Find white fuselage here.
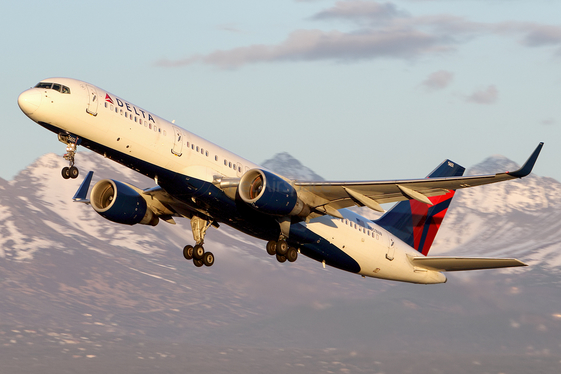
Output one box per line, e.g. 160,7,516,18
18,78,446,284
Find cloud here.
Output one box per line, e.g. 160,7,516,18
466,85,499,105
421,70,454,91
156,28,454,69
495,22,561,49
540,118,556,126
311,1,406,23
155,2,561,69
217,24,243,33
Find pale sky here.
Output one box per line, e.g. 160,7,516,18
2,0,560,182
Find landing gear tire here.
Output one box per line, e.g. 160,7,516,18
286,247,298,263
276,254,287,263
203,252,214,267
193,244,205,260
61,167,70,179
193,258,204,267
69,166,79,179
266,241,277,256
276,240,289,256
183,245,194,260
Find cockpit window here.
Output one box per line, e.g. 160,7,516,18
34,82,71,94
35,82,52,89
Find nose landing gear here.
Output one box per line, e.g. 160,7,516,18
58,134,80,179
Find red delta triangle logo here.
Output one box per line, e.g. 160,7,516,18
105,94,114,104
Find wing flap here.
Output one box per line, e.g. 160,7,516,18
409,256,527,272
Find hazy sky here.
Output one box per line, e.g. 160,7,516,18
3,0,560,182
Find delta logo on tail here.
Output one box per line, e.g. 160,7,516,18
376,159,464,256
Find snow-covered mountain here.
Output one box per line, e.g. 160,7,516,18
431,155,561,271
1,150,561,371
262,152,324,181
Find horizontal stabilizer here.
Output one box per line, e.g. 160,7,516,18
409,256,527,272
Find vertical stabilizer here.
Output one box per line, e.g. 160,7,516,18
375,160,465,255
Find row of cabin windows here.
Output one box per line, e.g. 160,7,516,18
186,142,209,157
342,218,380,239
103,101,245,173
185,140,242,172
105,102,167,136
224,159,242,172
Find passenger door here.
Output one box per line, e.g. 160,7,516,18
86,85,99,116
171,126,183,156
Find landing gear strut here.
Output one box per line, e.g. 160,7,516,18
58,134,80,179
182,216,215,267
266,239,298,264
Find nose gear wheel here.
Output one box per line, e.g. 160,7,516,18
58,134,80,179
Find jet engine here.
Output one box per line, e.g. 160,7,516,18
90,179,159,226
238,169,309,217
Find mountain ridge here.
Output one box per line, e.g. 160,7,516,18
1,150,560,372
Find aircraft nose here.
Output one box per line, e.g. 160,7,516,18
18,89,42,115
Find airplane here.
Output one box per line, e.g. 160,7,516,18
17,78,544,284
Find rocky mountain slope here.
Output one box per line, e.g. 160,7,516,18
1,151,560,373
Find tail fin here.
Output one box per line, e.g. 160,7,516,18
375,160,465,256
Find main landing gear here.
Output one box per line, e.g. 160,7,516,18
266,239,298,264
182,216,215,267
59,134,79,179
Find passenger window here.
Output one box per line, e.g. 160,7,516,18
229,162,232,168
224,160,227,166
196,146,199,152
215,156,218,161
187,142,190,148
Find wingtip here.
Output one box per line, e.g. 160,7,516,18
507,142,544,178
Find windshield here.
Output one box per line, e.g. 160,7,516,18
35,82,71,94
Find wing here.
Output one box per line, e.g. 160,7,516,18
294,143,543,216
409,256,527,272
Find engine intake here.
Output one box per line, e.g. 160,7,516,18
238,169,309,217
90,179,158,226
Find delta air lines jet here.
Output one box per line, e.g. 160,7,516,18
18,78,543,284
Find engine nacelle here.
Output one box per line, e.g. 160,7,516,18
90,179,159,226
238,169,309,217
